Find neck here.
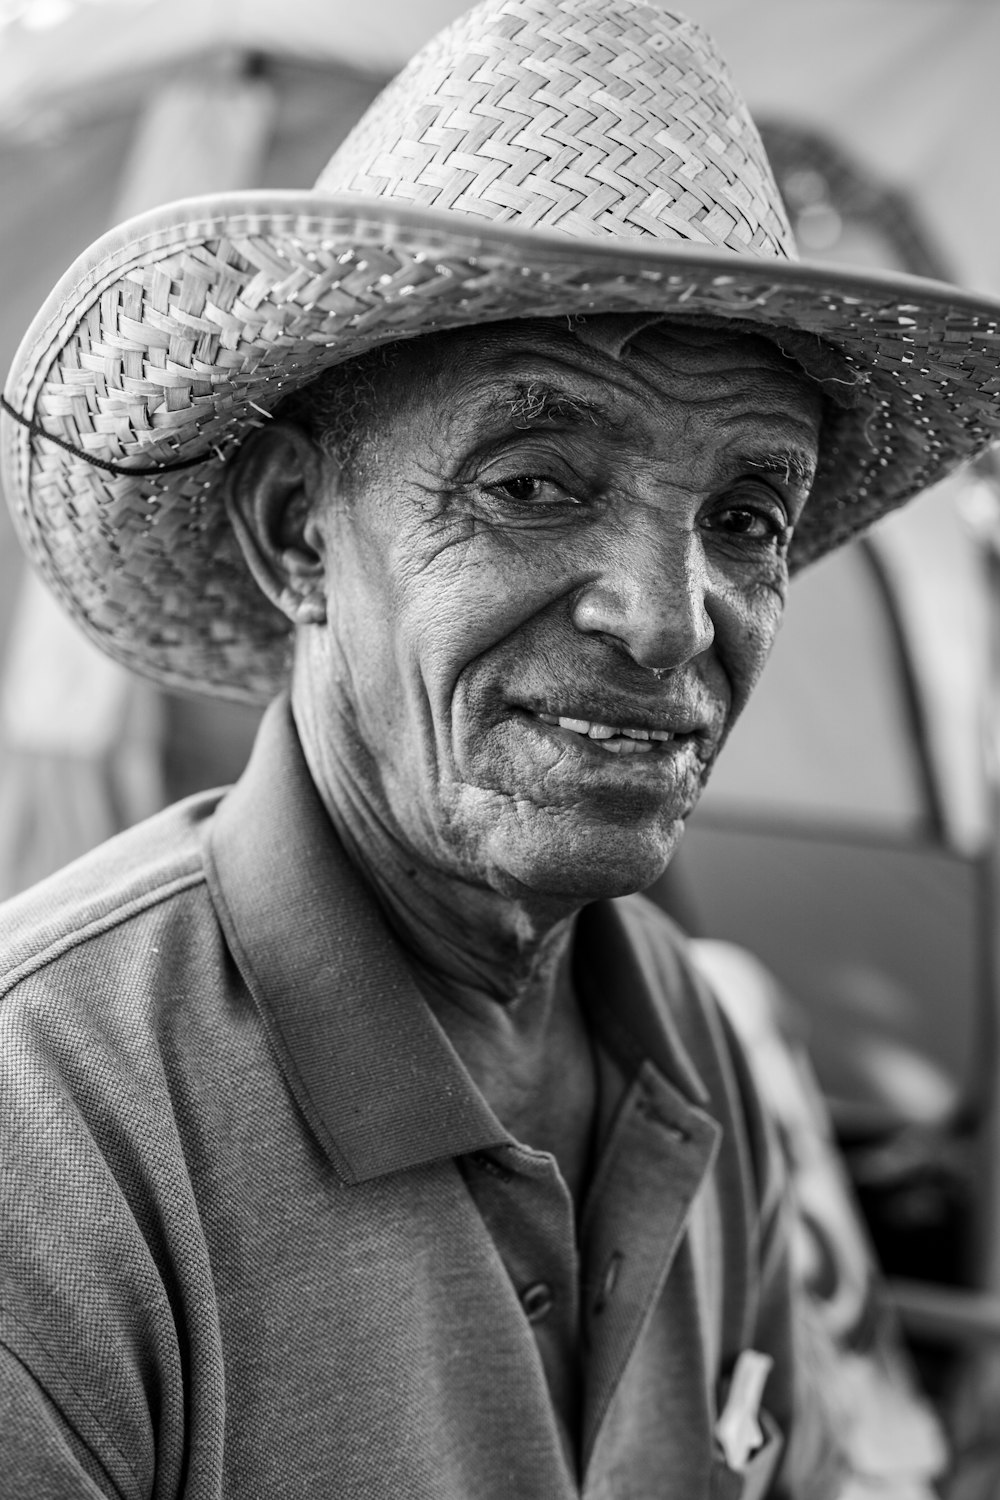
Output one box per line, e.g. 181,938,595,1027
329,780,577,1030
292,698,578,1021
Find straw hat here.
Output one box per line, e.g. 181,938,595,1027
4,0,1000,704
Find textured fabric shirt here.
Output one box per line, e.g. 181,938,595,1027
0,699,802,1499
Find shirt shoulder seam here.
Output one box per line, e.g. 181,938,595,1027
0,866,207,1003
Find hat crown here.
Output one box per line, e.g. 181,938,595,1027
317,0,796,260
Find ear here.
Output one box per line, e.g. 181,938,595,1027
223,423,332,626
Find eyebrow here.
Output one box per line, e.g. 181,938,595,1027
496,381,614,431
744,449,817,491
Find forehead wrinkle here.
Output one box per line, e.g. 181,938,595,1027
413,327,720,441
707,398,821,473
619,371,824,421
620,336,826,429
395,327,821,468
625,323,818,383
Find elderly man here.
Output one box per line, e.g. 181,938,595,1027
0,1,998,1496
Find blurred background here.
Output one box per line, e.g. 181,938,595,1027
2,0,1000,1484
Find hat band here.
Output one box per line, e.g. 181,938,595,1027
0,394,211,479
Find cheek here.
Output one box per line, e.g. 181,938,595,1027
401,535,582,695
719,576,787,713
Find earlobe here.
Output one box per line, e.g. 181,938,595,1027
224,424,331,626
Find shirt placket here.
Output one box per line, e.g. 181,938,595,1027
580,1060,722,1494
461,1144,583,1480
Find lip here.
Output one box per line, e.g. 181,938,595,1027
517,702,708,740
515,705,712,760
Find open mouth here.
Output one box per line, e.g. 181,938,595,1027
534,711,689,756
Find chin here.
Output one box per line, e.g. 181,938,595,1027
488,816,688,906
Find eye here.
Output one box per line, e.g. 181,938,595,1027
717,507,784,539
706,489,790,549
484,474,579,507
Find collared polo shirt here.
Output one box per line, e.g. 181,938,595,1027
0,699,805,1499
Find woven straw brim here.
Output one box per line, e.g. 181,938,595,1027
4,192,1000,704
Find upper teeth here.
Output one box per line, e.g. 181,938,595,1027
538,712,674,742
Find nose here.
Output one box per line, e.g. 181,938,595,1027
570,513,715,673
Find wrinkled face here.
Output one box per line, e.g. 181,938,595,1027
297,320,823,903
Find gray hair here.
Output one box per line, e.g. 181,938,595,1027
270,342,402,475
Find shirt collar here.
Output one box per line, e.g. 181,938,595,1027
206,696,710,1183
574,901,711,1109
206,696,505,1184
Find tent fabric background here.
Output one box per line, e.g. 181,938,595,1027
687,0,1000,299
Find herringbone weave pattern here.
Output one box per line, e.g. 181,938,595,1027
320,0,792,257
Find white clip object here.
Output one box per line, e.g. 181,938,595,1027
715,1350,773,1472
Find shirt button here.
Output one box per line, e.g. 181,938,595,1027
520,1281,555,1323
